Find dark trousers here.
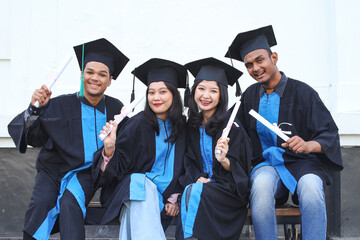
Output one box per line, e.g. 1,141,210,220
23,169,93,240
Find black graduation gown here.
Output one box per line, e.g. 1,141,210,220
238,77,343,196
176,113,252,240
88,111,186,229
7,93,124,237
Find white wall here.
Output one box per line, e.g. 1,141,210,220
1,0,359,146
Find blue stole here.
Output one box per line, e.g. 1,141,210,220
181,183,203,238
199,126,214,180
251,92,297,194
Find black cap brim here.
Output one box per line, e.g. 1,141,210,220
73,38,129,80
185,57,243,87
225,25,277,62
132,58,187,88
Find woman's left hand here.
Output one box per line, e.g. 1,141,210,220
165,203,179,217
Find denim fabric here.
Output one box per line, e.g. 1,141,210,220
250,166,326,240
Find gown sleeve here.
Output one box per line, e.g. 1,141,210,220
8,104,49,153
179,145,208,188
301,89,343,170
224,118,252,206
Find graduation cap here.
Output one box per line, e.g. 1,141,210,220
225,25,277,62
185,57,243,96
130,58,189,104
73,38,129,96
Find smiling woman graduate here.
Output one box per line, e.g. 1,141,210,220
89,58,188,239
175,57,252,240
7,38,129,240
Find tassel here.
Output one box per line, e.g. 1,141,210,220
131,74,135,103
131,70,135,111
130,90,135,103
79,74,84,97
235,80,242,97
79,43,85,97
228,48,242,97
184,74,190,107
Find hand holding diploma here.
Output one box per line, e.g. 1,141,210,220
215,137,231,171
31,85,52,108
248,109,322,154
99,95,145,141
281,136,323,154
215,99,241,156
100,120,118,157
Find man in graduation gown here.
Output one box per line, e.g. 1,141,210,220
7,38,129,240
225,25,343,240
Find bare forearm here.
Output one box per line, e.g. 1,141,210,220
306,140,323,153
104,146,115,157
220,157,231,171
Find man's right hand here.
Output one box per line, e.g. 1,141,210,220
31,85,52,108
281,136,323,154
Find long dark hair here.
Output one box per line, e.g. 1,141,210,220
187,80,228,136
144,82,185,143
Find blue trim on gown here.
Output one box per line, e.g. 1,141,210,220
199,126,214,180
181,183,204,239
251,92,297,194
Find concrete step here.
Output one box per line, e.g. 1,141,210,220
0,225,289,240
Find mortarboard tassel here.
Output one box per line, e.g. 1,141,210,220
228,47,242,97
131,70,135,102
130,70,135,111
79,43,85,97
235,80,242,97
184,74,190,107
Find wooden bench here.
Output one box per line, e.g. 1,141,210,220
87,202,301,239
245,203,301,240
86,171,344,240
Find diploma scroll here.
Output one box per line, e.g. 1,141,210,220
248,109,290,142
99,95,145,140
34,54,73,108
215,99,241,156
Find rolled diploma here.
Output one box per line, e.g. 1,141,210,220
99,95,145,140
248,109,289,142
215,100,241,156
34,54,73,107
